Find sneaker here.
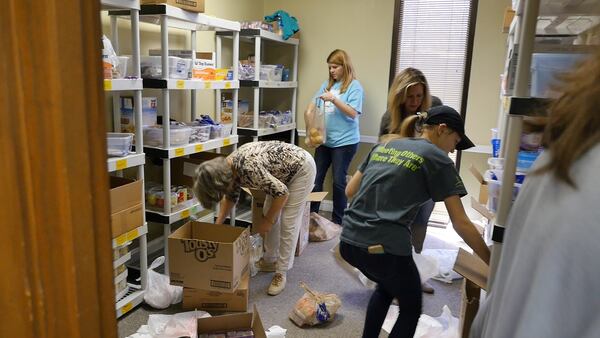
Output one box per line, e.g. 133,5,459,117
268,273,286,296
422,281,435,294
256,259,276,272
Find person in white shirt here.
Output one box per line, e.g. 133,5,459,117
471,49,600,338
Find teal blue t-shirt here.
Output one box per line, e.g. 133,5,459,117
341,138,467,256
313,79,363,147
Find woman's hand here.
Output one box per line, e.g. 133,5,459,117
320,89,337,103
255,216,276,234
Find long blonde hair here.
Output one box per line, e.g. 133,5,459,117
380,113,429,144
387,68,432,134
534,48,600,187
326,49,356,94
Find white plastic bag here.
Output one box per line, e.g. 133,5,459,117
383,305,458,338
144,256,183,309
249,233,264,277
309,212,342,242
289,282,342,327
127,310,211,338
413,250,439,284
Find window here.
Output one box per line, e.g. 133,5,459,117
391,0,478,114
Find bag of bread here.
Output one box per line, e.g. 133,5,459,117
303,98,326,148
289,282,341,327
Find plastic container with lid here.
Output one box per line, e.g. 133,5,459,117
531,53,587,98
143,126,191,147
140,56,192,79
188,124,211,143
107,133,134,157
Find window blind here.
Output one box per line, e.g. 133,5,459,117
395,0,473,112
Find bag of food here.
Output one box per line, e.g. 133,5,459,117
289,282,341,327
304,98,326,148
309,212,342,242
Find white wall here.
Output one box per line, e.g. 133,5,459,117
460,0,511,197
264,0,395,138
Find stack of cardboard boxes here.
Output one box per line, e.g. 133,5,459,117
168,221,251,312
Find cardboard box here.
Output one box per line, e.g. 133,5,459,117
502,7,515,33
453,248,489,338
168,221,250,292
197,305,266,338
183,273,249,312
109,177,143,238
141,0,204,13
469,165,488,205
248,189,327,256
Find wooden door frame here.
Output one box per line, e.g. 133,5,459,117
1,1,117,337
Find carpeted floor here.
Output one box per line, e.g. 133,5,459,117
117,222,468,338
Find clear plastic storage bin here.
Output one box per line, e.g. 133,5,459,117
210,124,232,139
531,53,587,98
143,126,192,147
188,125,211,143
259,65,283,81
107,133,134,157
140,56,192,79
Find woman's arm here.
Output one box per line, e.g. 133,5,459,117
345,170,363,199
255,194,289,234
215,196,236,224
320,89,358,119
444,195,491,264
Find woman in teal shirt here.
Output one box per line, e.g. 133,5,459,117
308,49,364,225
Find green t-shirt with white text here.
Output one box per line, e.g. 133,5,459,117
341,138,467,256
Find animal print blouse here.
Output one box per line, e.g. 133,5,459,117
226,141,306,202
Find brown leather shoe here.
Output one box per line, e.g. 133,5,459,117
422,281,435,294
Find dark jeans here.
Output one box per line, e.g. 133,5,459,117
310,143,358,224
411,199,435,253
340,241,422,338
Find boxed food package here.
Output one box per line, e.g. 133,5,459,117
194,53,216,80
453,248,489,338
197,305,266,338
168,221,250,292
120,96,158,133
183,273,249,312
140,0,204,13
247,189,327,256
109,177,144,238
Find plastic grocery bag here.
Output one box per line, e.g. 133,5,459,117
144,256,183,309
309,212,342,242
126,310,211,338
289,282,341,327
413,250,439,284
249,233,264,277
304,98,326,148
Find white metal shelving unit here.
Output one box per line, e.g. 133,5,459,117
100,0,148,319
217,29,299,141
488,0,600,289
110,4,241,275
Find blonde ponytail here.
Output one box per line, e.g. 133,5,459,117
400,113,427,138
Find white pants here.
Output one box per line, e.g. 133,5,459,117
263,150,316,273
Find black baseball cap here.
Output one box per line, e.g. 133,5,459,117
425,105,475,151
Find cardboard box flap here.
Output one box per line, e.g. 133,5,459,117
470,196,495,221
196,305,266,337
453,248,489,290
307,191,328,202
469,165,486,185
197,312,253,333
189,222,248,243
252,305,267,338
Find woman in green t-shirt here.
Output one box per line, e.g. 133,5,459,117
341,105,490,338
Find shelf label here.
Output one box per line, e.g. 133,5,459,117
176,80,185,89
116,159,128,170
204,82,212,89
121,302,133,315
115,234,127,247
104,80,112,91
195,144,203,152
223,138,231,146
181,209,190,219
174,148,185,157
126,228,139,241
225,82,232,89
